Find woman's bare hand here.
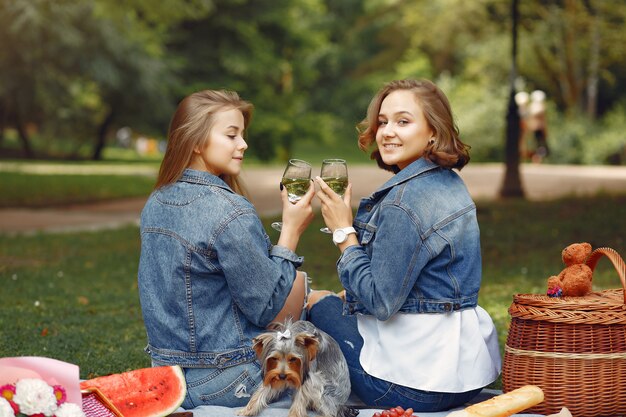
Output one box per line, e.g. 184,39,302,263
277,181,315,250
314,176,353,232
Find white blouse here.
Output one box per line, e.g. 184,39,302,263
357,306,501,393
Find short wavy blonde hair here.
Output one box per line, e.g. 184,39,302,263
358,79,470,173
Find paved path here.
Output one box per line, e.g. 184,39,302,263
1,163,625,234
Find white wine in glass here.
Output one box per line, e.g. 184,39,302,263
319,158,348,234
282,177,311,204
271,159,312,231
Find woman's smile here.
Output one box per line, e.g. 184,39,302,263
382,143,402,149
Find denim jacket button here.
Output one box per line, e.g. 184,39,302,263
443,303,452,311
453,303,461,310
365,204,373,212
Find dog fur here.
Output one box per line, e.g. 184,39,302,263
237,319,357,417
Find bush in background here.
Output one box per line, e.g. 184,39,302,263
548,103,626,165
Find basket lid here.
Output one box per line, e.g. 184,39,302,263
509,247,626,325
512,289,625,310
509,290,626,324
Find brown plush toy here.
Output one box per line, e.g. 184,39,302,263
546,242,593,297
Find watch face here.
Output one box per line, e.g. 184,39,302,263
333,229,346,243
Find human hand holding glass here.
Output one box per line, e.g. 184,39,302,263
319,159,348,233
271,159,312,231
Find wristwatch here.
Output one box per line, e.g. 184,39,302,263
332,227,357,246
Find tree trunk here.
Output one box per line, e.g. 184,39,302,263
500,89,525,198
14,106,34,159
500,0,525,199
0,101,5,147
533,46,563,107
92,108,115,160
564,0,585,113
584,0,600,119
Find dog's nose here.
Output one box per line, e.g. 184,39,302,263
278,374,287,380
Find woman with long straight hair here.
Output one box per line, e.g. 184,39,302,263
138,89,314,408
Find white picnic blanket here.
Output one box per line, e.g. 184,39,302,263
178,389,545,417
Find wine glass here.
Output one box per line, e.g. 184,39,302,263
319,159,348,233
271,159,312,231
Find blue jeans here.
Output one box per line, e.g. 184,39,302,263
158,360,263,409
308,294,481,412
171,273,312,409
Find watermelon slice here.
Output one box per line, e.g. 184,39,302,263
80,366,186,417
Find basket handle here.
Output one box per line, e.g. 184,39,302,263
586,247,626,304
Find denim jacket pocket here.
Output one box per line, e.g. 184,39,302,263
355,221,377,246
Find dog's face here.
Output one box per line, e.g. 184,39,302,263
252,326,319,390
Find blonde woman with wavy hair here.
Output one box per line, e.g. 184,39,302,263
138,89,314,408
310,79,501,412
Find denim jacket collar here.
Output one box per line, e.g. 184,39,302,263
179,168,233,193
370,158,440,201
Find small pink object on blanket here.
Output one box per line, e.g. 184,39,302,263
0,356,82,407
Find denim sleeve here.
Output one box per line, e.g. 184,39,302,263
214,211,300,327
337,204,425,321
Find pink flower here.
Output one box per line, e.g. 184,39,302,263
52,386,66,406
0,379,83,417
0,385,15,401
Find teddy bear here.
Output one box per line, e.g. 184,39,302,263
546,242,593,297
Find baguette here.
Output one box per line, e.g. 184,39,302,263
447,385,544,417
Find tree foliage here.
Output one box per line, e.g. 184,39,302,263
167,0,377,161
518,0,626,117
0,0,209,159
0,0,625,164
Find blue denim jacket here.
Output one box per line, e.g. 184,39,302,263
340,158,481,320
138,169,302,368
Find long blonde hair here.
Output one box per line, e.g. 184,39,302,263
358,79,470,173
155,90,253,195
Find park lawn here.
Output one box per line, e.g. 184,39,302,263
0,172,157,208
0,140,371,209
0,194,624,381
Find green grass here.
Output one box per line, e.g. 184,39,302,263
0,227,148,379
0,195,624,383
0,147,368,209
0,172,156,208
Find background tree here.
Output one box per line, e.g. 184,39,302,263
500,0,525,198
518,1,626,116
306,0,410,157
1,0,625,165
0,0,211,159
167,0,332,161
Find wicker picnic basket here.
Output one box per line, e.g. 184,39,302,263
502,247,626,417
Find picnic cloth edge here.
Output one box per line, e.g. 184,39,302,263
176,389,545,417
